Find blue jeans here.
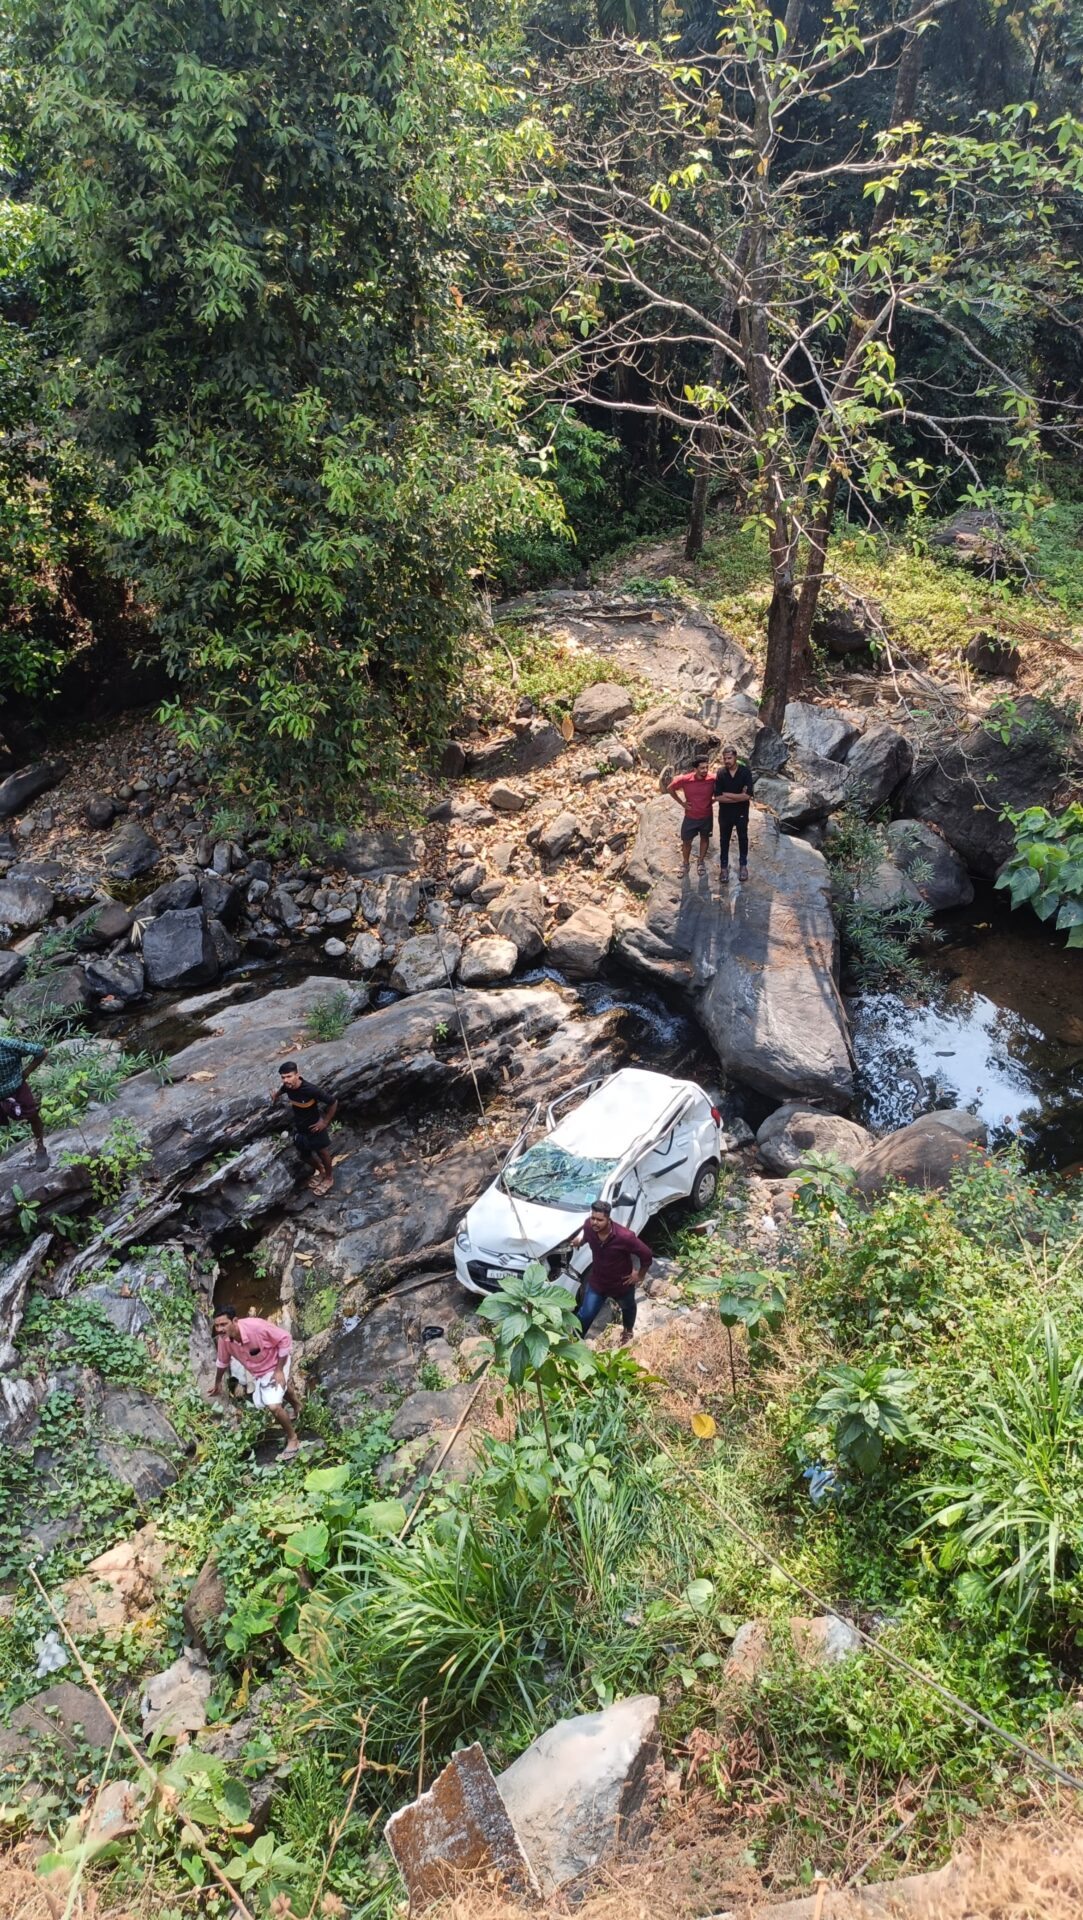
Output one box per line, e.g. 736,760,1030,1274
577,1284,637,1335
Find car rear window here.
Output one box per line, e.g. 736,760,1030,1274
503,1143,617,1209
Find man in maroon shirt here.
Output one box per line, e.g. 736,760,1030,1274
571,1199,653,1344
667,756,717,875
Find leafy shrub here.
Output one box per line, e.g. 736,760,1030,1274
824,808,936,989
997,803,1083,947
812,1360,916,1478
911,1316,1083,1628
305,989,355,1043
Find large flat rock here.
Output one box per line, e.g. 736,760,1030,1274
620,800,853,1107
500,590,757,707
0,981,601,1229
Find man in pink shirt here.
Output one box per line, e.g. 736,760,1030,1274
667,755,717,874
210,1307,301,1460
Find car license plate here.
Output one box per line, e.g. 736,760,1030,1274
487,1267,513,1280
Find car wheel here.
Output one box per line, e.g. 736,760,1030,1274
690,1159,719,1209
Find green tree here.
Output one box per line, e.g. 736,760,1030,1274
25,0,555,821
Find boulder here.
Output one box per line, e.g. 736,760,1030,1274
85,795,117,830
788,752,850,817
812,592,880,656
142,874,201,916
928,505,1007,569
725,1615,862,1684
208,918,241,972
391,933,462,994
756,1105,873,1175
902,701,1064,876
335,826,425,878
496,1694,663,1895
965,629,1019,680
459,936,519,986
0,1681,115,1760
61,1524,169,1638
388,1383,476,1441
350,930,383,971
5,967,89,1021
752,775,826,832
84,953,145,1002
142,908,220,989
853,859,922,912
0,949,27,992
854,1110,987,1195
439,739,468,778
466,721,565,779
784,702,859,764
844,724,913,813
488,781,532,813
386,1744,540,1910
0,760,68,821
573,682,634,735
451,860,486,897
381,875,422,934
184,1554,227,1650
99,1386,183,1452
491,882,546,961
500,590,755,705
199,871,244,926
270,885,301,931
141,1647,213,1742
71,899,135,950
883,819,974,912
621,799,853,1107
103,820,161,881
548,905,613,978
636,706,719,773
0,873,54,931
537,810,580,860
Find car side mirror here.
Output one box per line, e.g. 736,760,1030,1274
612,1190,636,1206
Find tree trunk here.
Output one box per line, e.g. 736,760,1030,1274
760,577,798,730
685,464,711,561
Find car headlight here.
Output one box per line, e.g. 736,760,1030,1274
455,1226,470,1250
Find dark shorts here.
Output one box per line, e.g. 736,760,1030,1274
292,1128,327,1160
680,814,713,843
0,1079,40,1126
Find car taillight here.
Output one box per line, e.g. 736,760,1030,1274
710,1106,722,1125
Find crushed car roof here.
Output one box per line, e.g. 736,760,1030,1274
549,1068,698,1162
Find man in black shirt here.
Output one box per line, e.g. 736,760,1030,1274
714,747,754,884
271,1062,338,1194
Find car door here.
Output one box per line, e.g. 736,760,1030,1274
635,1098,698,1211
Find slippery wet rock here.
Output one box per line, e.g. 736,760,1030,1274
496,1694,663,1896
141,1647,213,1741
756,1105,872,1176
385,1743,541,1910
573,682,634,734
843,724,913,813
547,904,613,978
883,819,973,912
854,1110,987,1195
783,701,860,764
620,800,853,1107
0,1682,115,1761
459,936,519,985
0,872,54,931
725,1616,863,1684
103,820,161,881
391,933,461,994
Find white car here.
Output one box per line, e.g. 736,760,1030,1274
453,1067,723,1297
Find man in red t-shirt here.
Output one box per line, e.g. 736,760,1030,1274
210,1307,301,1460
667,756,717,874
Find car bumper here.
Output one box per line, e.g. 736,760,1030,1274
453,1242,582,1298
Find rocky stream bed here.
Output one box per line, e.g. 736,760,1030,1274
2,585,1082,1910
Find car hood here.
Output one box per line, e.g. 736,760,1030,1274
463,1185,584,1263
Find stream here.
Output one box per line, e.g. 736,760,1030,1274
850,884,1083,1170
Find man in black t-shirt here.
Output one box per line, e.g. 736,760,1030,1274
714,747,754,884
271,1062,338,1194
